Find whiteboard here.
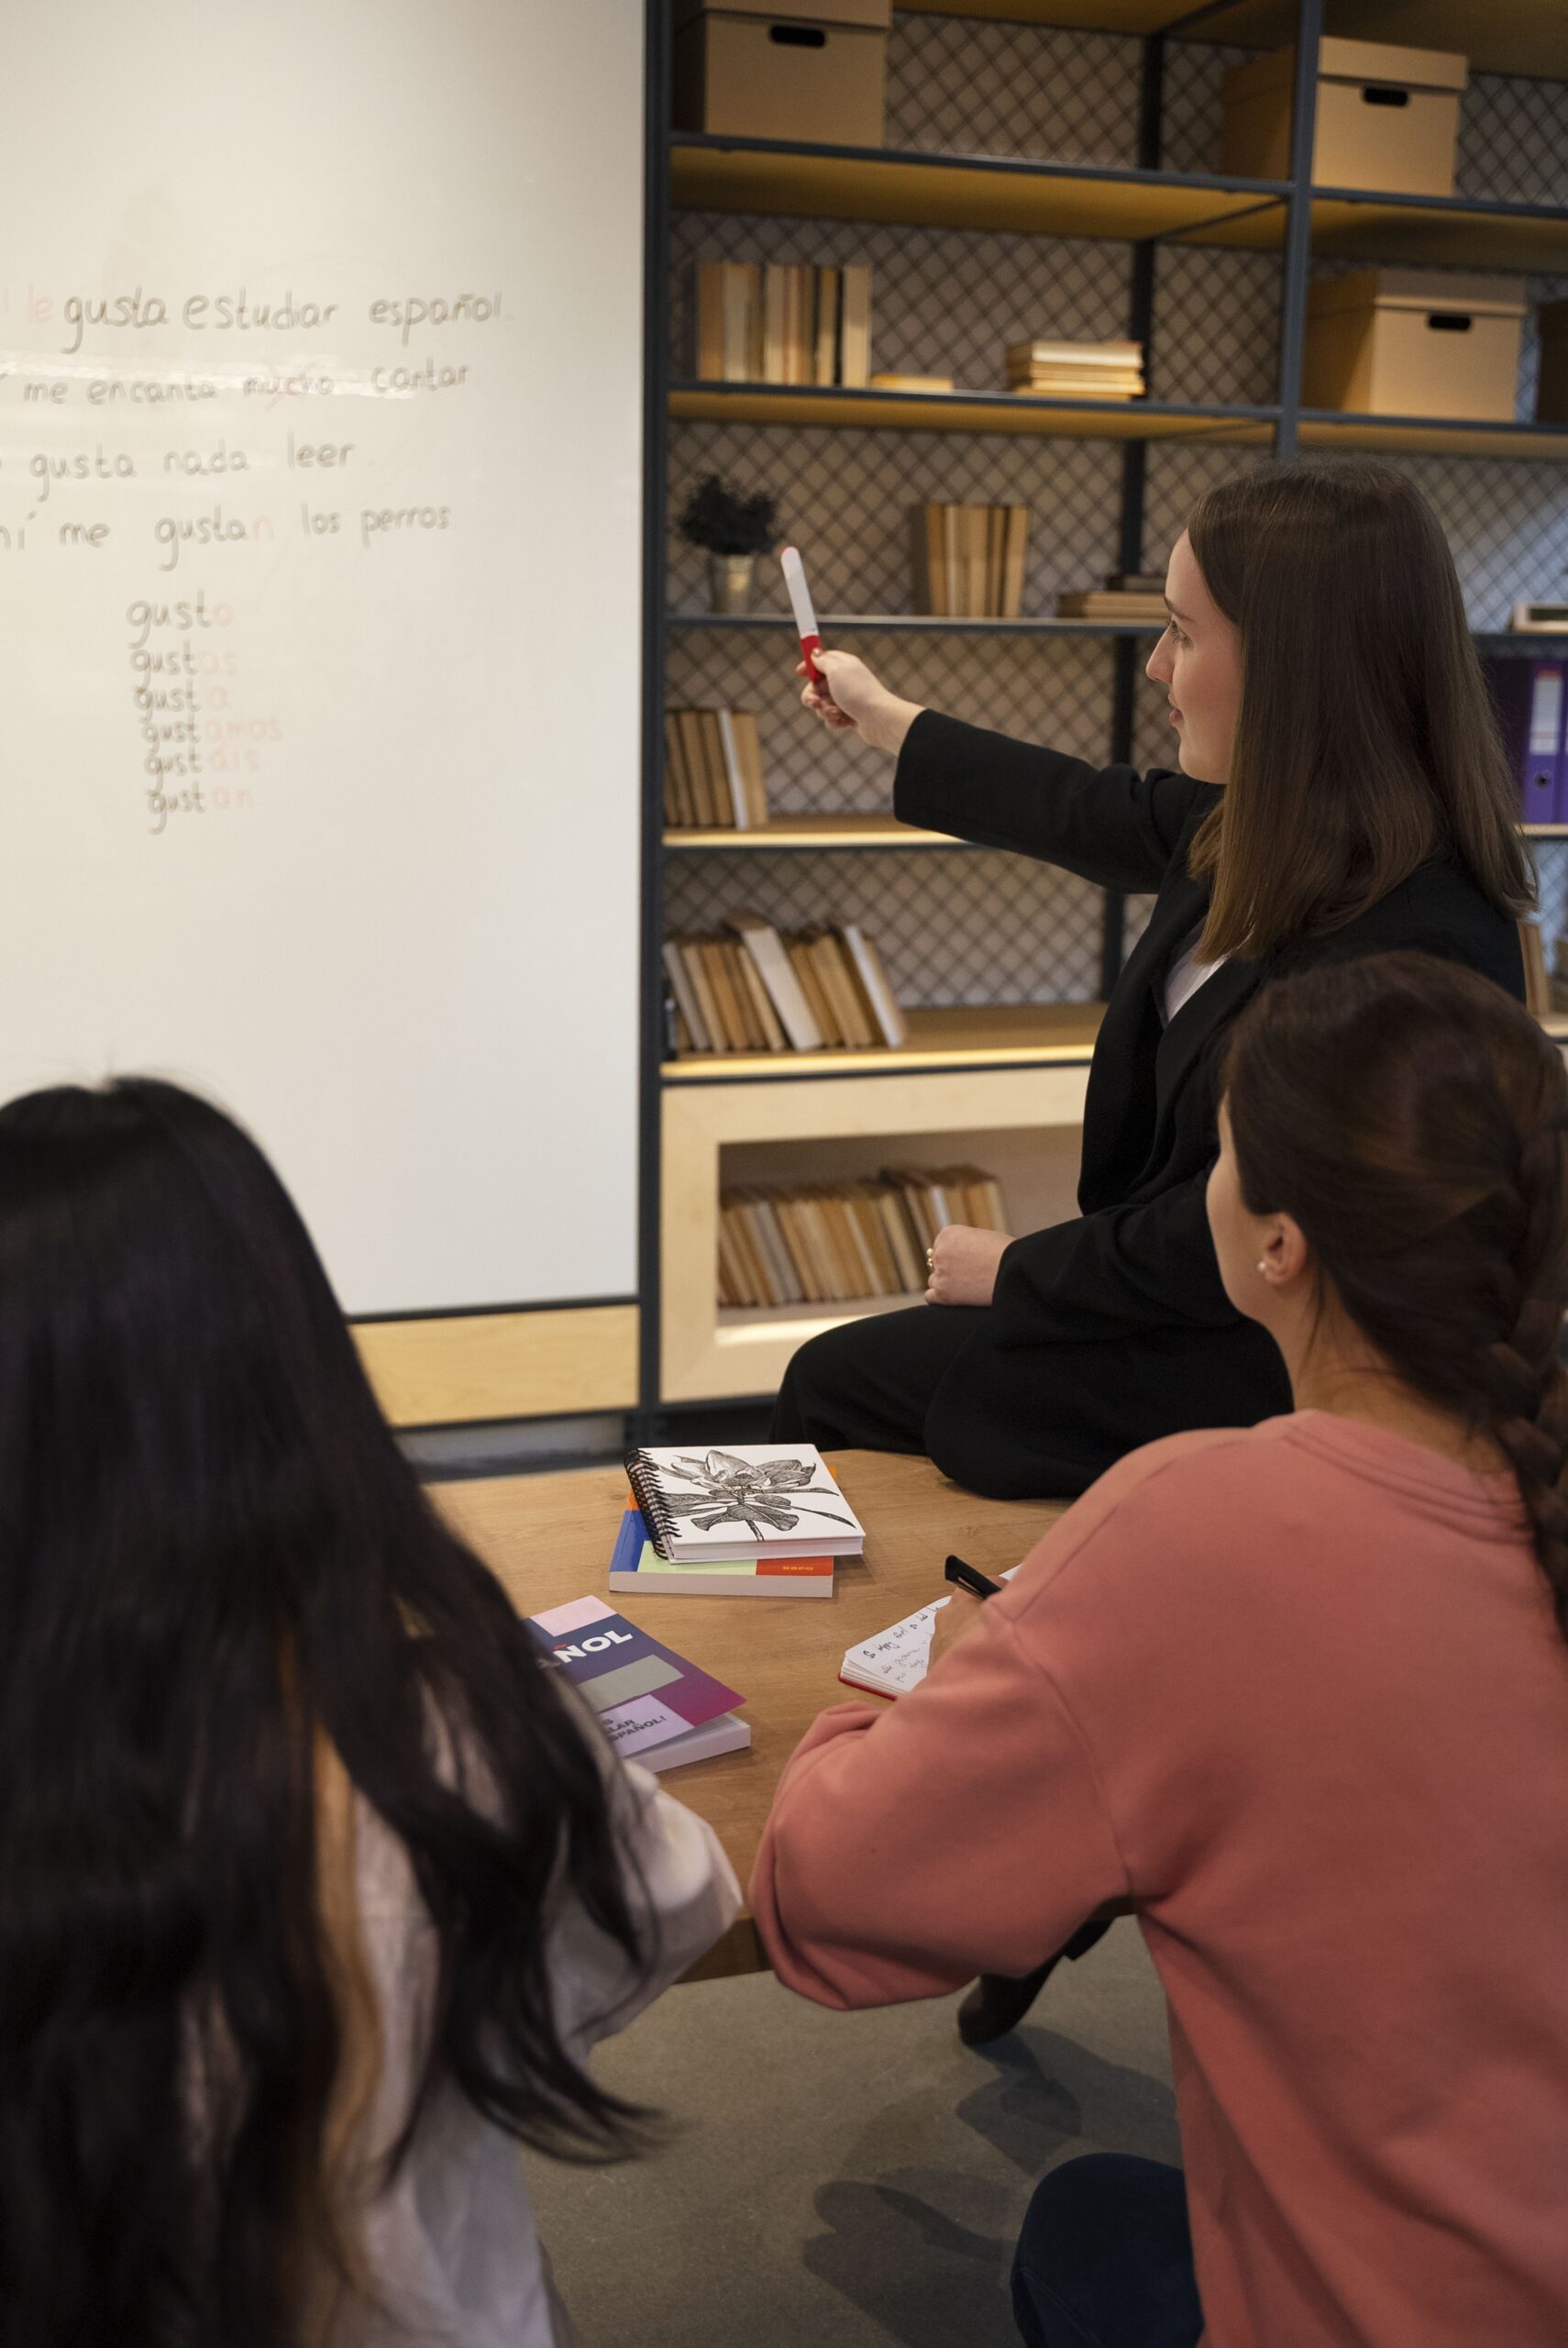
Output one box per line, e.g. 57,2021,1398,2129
0,0,645,1315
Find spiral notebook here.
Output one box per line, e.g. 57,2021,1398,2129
624,1445,866,1563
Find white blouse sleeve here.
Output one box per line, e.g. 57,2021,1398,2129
546,1707,742,2059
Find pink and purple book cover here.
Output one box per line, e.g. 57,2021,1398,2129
526,1595,745,1760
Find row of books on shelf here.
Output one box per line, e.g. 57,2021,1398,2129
664,706,770,829
718,1166,1009,1311
911,504,1031,619
692,260,872,388
664,914,907,1057
687,273,1148,408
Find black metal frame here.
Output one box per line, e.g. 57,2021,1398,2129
636,0,674,1435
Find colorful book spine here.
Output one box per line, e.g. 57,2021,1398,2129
608,1505,835,1597
1483,655,1566,824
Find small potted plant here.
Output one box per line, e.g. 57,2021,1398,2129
679,473,780,614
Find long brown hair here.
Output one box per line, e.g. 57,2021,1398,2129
1224,950,1568,1639
1186,463,1532,961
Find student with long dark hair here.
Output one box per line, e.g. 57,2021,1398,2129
0,1077,738,2348
774,463,1532,1506
754,952,1568,2348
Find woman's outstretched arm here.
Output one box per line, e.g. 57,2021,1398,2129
802,651,1214,896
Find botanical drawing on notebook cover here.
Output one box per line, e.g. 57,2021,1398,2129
659,1449,856,1542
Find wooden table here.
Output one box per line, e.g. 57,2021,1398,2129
438,1451,1067,1976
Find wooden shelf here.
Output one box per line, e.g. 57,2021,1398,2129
1297,413,1568,462
666,814,957,850
670,382,1275,442
662,1047,1094,1401
672,138,1568,274
668,611,1165,635
893,0,1568,81
1527,825,1568,838
664,1002,1104,1082
673,135,1286,244
1305,192,1568,274
670,391,1568,462
1189,191,1568,272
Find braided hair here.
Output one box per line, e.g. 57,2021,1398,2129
1223,949,1568,1638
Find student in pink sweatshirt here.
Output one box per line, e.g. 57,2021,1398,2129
752,950,1568,2348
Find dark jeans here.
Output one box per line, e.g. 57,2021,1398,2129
1011,2155,1203,2348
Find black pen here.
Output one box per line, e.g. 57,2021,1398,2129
944,1553,1005,1600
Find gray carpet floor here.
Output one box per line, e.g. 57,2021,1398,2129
525,1919,1176,2348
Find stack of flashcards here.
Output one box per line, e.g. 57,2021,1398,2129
840,1567,1020,1698
625,1445,866,1562
527,1595,749,1768
609,1501,835,1599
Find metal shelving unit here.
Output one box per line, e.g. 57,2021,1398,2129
637,0,1568,1412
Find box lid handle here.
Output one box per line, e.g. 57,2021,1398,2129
1427,312,1474,333
1360,84,1410,108
768,22,827,44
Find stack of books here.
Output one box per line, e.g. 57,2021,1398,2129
1004,338,1145,400
663,708,769,829
609,1501,836,1599
691,260,872,387
1057,570,1169,623
611,1443,868,1602
664,914,906,1056
718,1163,1010,1310
911,504,1030,617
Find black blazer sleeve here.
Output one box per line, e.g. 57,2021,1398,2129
994,1163,1231,1347
894,709,1217,896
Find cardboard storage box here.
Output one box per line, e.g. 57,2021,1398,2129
1536,301,1568,426
1303,270,1524,421
673,0,890,146
1223,37,1466,195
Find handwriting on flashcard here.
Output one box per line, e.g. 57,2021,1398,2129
845,1598,947,1692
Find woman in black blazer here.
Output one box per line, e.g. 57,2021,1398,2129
773,463,1533,1502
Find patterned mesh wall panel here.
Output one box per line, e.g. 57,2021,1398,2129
665,847,1107,1006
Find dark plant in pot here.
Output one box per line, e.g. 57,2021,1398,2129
679,475,780,612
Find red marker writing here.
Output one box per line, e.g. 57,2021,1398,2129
780,545,824,686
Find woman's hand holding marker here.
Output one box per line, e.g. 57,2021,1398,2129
797,648,925,757
779,548,926,753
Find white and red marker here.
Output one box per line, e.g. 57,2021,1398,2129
780,545,824,685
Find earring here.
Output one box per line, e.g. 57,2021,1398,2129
1256,1260,1268,1276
